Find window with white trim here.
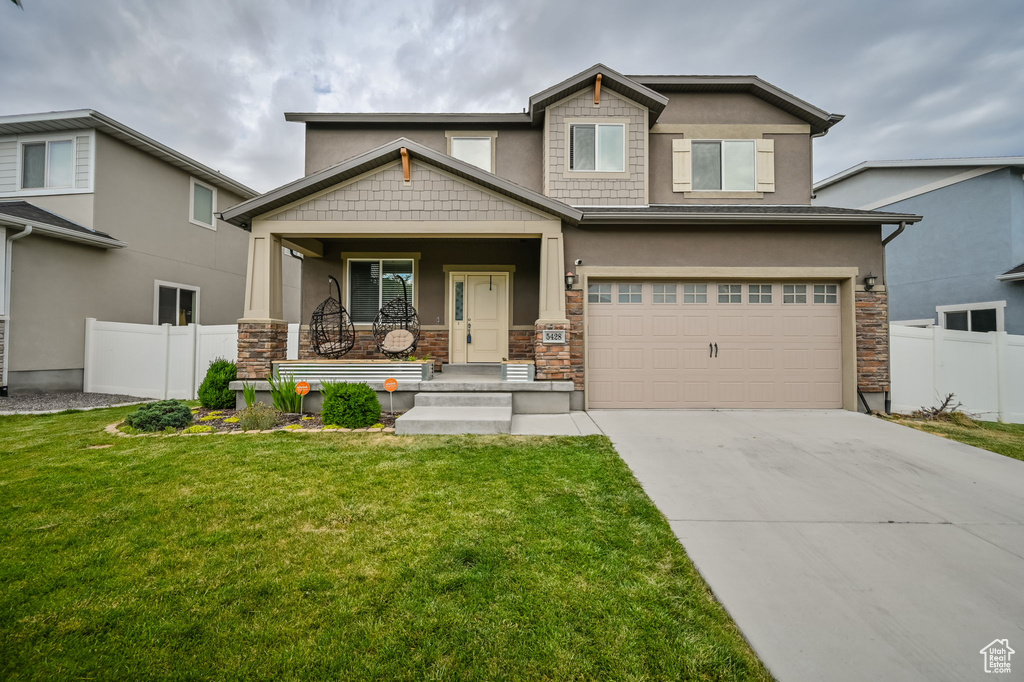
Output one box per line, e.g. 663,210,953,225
748,284,773,304
21,138,74,189
718,284,742,303
692,140,756,191
348,259,415,324
683,284,707,304
588,283,611,303
937,301,1005,332
155,282,199,326
783,284,807,304
570,123,625,172
813,284,838,304
449,136,493,172
190,178,216,229
653,284,677,304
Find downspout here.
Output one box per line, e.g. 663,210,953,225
882,221,906,246
2,225,32,396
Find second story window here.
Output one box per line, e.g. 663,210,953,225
21,139,74,189
570,123,624,172
692,140,756,191
190,178,216,229
450,136,493,172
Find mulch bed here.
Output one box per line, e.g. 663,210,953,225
192,407,401,430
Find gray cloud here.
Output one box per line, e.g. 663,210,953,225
2,0,1022,192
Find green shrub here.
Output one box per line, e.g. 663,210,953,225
237,403,278,431
124,400,194,432
268,371,303,413
198,359,237,409
321,382,381,429
183,424,214,434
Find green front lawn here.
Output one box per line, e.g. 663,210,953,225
0,407,768,681
888,416,1024,462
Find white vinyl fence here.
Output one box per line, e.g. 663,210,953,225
84,319,299,400
890,324,1024,423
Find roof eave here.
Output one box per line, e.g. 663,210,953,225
579,212,922,226
284,112,532,125
0,214,127,248
996,272,1024,282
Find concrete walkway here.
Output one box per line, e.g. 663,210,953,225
588,410,1024,682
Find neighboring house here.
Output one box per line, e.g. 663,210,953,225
0,110,302,394
814,157,1024,334
222,64,919,412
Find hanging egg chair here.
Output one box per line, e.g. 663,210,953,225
373,275,420,359
309,275,356,358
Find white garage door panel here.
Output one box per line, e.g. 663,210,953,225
586,281,843,409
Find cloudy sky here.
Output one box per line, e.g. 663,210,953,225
2,0,1022,192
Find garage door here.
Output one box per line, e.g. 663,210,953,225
586,281,842,408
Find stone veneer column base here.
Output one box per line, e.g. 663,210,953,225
237,321,288,380
856,290,889,410
534,290,585,391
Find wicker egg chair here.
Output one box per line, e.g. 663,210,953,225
308,275,356,358
372,275,420,359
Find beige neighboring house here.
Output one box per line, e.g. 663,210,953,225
224,63,921,413
0,110,302,394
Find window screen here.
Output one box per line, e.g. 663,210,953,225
22,143,46,189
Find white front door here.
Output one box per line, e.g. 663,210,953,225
450,273,509,363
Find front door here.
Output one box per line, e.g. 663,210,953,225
450,273,509,363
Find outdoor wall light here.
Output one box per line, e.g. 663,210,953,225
864,272,877,291
565,271,576,290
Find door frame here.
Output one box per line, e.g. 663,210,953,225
446,269,513,363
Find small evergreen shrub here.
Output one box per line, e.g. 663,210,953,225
237,403,278,431
320,382,381,429
124,400,193,432
198,359,237,409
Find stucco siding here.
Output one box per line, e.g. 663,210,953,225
268,161,549,222
815,166,985,209
546,87,646,206
656,92,809,126
304,126,543,192
563,224,883,276
870,170,1024,332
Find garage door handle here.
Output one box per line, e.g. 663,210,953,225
709,343,713,358
714,343,718,358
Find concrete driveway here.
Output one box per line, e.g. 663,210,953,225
589,410,1024,682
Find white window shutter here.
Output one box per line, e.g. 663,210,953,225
756,138,775,192
672,138,692,192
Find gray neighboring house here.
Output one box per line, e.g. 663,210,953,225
0,110,302,394
814,157,1024,334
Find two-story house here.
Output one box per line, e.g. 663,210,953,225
222,64,919,413
0,110,302,394
814,157,1024,334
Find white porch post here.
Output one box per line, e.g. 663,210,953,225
536,233,568,323
241,226,284,322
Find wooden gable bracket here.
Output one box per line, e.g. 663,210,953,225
594,73,603,105
401,147,411,182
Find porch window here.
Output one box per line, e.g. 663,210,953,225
155,282,198,326
348,259,415,324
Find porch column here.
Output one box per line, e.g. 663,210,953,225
237,227,287,380
536,233,568,324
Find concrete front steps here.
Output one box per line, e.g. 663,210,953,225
396,392,512,435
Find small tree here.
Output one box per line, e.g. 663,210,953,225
320,382,381,429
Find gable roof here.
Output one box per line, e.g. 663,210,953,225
815,156,1024,191
221,138,583,227
628,75,843,135
527,63,669,125
0,201,126,248
0,110,257,199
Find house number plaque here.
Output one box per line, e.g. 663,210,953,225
542,330,567,344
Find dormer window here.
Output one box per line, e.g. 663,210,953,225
692,140,756,191
569,123,624,172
